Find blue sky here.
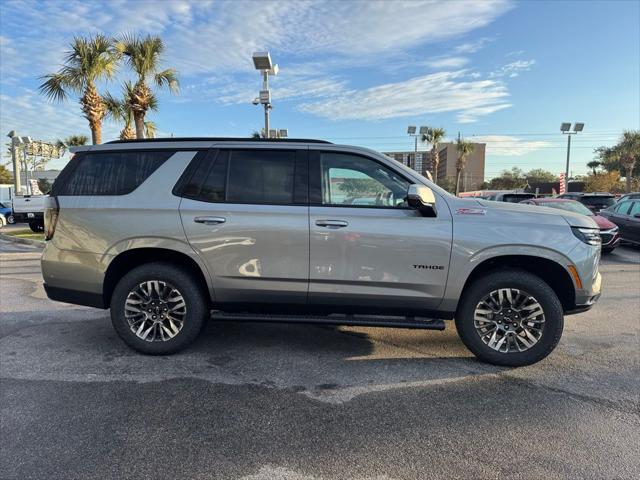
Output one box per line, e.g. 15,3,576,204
1,0,638,178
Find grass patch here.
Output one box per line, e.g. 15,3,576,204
2,229,44,241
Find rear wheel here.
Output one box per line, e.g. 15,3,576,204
455,269,563,366
6,214,14,224
110,263,208,354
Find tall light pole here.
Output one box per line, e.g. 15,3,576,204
561,122,584,189
6,131,32,195
252,52,278,138
407,126,427,170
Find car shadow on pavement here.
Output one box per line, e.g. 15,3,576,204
1,313,509,403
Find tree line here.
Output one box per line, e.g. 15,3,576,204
40,34,179,144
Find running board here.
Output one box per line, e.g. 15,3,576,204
210,312,447,330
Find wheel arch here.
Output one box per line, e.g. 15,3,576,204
103,247,213,308
458,255,576,313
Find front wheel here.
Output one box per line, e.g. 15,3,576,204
455,269,564,367
110,263,208,354
6,215,14,224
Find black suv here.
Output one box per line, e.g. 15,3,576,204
557,192,616,213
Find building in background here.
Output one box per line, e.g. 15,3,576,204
382,142,486,192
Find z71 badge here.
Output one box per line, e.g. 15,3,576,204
455,208,487,215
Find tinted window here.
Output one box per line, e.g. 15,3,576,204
319,153,409,207
629,201,640,216
502,194,535,203
52,150,173,196
581,196,615,208
180,150,227,203
614,201,632,214
227,150,296,204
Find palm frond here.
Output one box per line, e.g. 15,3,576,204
144,121,158,139
102,92,126,122
155,69,179,93
38,73,69,102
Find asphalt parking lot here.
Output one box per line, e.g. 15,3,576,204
1,238,639,480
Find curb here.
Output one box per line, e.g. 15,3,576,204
0,233,45,247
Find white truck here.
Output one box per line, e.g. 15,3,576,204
12,194,47,231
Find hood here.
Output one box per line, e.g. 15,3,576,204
470,199,599,229
592,214,616,229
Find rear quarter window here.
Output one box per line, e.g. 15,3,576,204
51,150,173,196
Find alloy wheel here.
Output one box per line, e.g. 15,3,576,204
473,288,545,353
124,280,187,342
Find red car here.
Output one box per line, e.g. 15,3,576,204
520,198,620,253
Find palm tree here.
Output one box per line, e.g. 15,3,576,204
455,138,474,196
586,160,601,175
115,34,179,139
39,35,118,145
422,127,446,183
618,130,640,193
103,83,158,140
55,135,89,156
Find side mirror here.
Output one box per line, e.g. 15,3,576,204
407,184,437,217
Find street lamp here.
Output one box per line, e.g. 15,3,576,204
407,125,427,170
561,122,585,191
252,51,279,138
6,131,32,194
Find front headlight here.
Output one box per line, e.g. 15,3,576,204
571,227,601,246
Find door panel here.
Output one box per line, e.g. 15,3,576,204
309,206,452,310
181,201,309,303
308,150,452,311
179,148,310,305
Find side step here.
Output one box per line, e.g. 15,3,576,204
210,312,446,330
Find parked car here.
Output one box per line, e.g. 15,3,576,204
0,201,14,224
599,199,640,246
0,213,6,228
613,192,640,203
520,198,620,253
41,137,602,366
12,195,46,232
483,191,536,203
556,192,616,213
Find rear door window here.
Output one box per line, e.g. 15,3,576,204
176,149,307,205
52,150,173,196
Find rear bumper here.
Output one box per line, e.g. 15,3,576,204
43,283,106,309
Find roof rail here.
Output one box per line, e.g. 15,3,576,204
106,137,332,144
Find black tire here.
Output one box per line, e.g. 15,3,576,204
29,221,44,233
110,262,208,355
601,247,615,254
7,215,15,224
455,269,564,367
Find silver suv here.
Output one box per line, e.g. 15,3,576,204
42,138,602,366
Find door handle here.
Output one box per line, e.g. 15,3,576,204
194,216,226,225
315,219,348,228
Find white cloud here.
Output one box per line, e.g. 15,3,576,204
422,57,470,69
0,89,120,149
454,37,493,54
471,135,551,155
299,71,511,122
490,59,536,78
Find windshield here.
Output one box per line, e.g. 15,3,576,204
538,201,593,216
502,194,535,203
581,196,615,207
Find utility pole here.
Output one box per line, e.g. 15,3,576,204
560,122,584,191
252,52,278,139
7,131,22,195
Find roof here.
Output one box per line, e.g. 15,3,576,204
106,137,332,145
